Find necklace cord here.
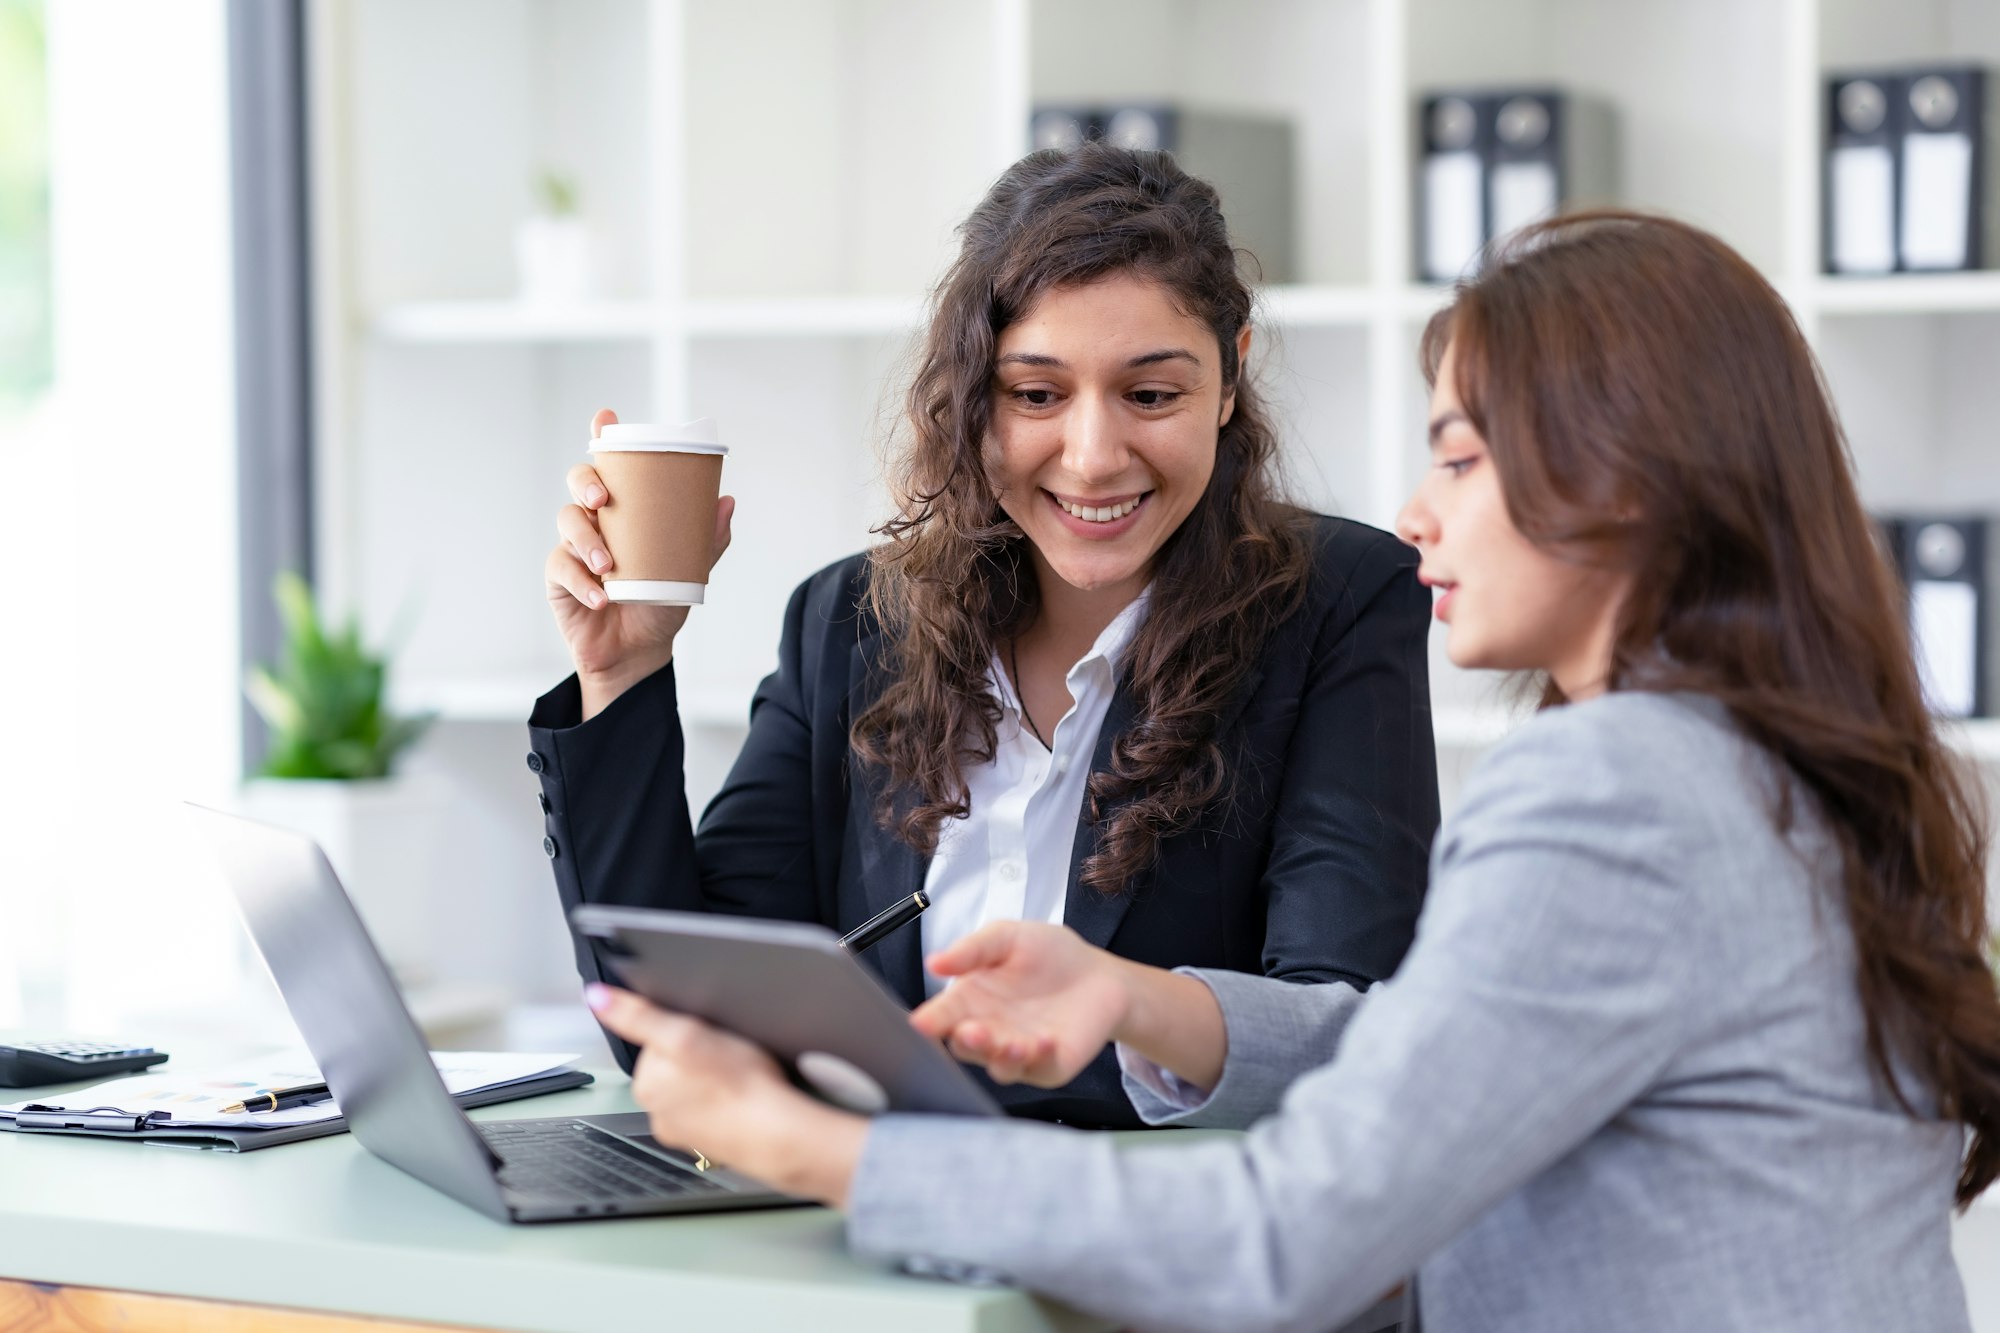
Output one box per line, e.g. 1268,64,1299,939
1008,637,1051,750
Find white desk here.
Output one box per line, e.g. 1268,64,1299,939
3,1058,1985,1331
0,1069,1104,1332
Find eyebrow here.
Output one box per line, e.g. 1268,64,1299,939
995,348,1204,371
1428,410,1469,445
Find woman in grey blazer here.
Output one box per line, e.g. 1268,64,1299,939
587,211,2000,1332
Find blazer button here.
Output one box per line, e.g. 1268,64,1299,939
543,835,558,859
525,751,545,774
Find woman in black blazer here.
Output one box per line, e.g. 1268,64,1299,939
533,143,1439,1128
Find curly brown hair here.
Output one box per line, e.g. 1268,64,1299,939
1423,209,2000,1209
850,143,1314,894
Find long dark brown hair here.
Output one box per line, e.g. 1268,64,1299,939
851,143,1312,893
1422,210,2000,1208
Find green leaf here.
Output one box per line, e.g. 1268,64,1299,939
244,572,433,781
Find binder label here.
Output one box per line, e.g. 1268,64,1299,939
1830,145,1896,274
1912,579,1978,717
1424,151,1484,281
1490,161,1559,242
1900,132,1974,270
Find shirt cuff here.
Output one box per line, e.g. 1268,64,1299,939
1116,1039,1215,1118
1114,967,1226,1124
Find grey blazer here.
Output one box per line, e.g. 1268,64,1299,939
846,692,1974,1332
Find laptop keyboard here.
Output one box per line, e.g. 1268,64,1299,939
480,1119,729,1204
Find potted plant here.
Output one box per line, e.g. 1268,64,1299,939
514,167,594,304
239,572,441,987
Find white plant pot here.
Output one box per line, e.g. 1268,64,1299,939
514,214,595,304
235,773,447,991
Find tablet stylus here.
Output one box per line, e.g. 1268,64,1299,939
839,891,930,954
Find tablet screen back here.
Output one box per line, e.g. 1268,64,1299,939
571,906,1001,1119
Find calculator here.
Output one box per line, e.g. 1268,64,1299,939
0,1041,168,1088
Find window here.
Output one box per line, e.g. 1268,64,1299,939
0,0,50,414
0,0,246,1034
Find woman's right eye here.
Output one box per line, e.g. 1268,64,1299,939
1010,388,1057,408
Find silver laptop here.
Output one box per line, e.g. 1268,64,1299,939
189,803,800,1223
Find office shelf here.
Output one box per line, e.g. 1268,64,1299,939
1400,284,1458,321
680,294,928,339
369,300,661,344
370,295,932,345
1257,284,1376,328
372,289,1443,345
1812,273,2000,317
392,673,564,723
1942,719,2000,765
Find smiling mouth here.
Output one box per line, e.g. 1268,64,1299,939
1047,490,1151,523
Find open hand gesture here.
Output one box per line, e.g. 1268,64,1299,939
909,922,1133,1087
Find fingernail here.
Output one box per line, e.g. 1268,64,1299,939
590,549,610,572
587,588,605,608
587,485,607,507
584,983,611,1012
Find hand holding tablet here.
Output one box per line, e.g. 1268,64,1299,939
571,905,1000,1120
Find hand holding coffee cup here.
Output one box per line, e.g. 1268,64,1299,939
548,408,734,718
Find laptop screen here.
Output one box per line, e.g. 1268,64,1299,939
190,804,510,1217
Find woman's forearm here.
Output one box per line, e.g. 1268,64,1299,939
1114,961,1228,1092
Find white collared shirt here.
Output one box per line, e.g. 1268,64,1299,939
917,591,1151,997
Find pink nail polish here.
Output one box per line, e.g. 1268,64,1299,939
584,983,611,1012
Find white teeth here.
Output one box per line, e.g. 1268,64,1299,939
1060,496,1142,522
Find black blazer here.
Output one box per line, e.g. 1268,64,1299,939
528,514,1439,1128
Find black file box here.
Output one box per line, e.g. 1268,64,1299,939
1897,67,1993,272
1026,104,1297,283
1826,74,1900,274
1888,515,1994,718
1418,94,1489,284
1416,89,1616,283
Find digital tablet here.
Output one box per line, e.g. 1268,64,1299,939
570,905,1002,1119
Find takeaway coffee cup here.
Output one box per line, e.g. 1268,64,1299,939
587,419,729,605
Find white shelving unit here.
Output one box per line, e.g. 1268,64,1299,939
305,0,2000,1008
313,0,2000,775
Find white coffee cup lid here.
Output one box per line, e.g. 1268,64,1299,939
590,418,727,455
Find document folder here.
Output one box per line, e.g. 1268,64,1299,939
0,1065,592,1151
1889,515,1993,718
1826,74,1899,274
1898,67,1991,272
1420,94,1487,283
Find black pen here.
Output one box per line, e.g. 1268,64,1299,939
221,1081,332,1114
840,891,930,955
